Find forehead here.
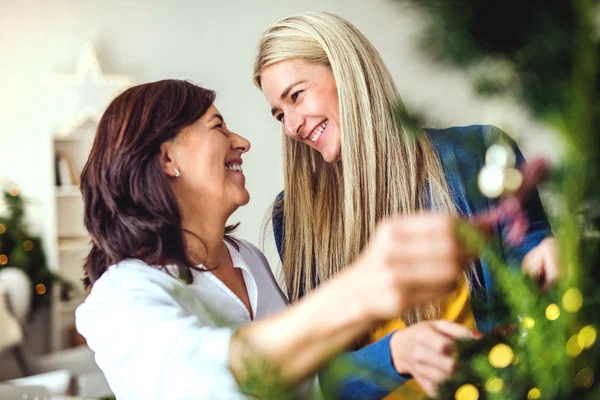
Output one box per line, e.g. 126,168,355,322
193,104,221,125
260,60,330,100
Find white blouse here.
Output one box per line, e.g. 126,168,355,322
75,239,292,400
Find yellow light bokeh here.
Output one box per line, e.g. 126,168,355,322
9,186,20,197
523,317,535,329
489,343,514,368
0,254,8,265
546,303,561,321
527,387,541,399
562,288,583,313
575,368,594,389
0,224,5,234
455,384,479,400
566,334,583,357
578,326,597,349
503,168,523,192
485,377,503,393
23,240,34,252
35,284,47,295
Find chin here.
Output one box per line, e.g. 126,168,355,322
237,191,250,206
321,149,341,163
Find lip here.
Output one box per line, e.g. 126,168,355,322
225,158,243,166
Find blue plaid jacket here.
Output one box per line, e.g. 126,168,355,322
272,125,552,399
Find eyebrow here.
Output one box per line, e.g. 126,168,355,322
270,80,307,116
208,113,224,123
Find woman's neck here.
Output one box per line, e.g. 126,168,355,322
180,202,232,266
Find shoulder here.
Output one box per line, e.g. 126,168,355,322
86,258,184,296
76,259,186,327
425,125,510,155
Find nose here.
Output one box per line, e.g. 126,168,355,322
283,110,304,139
230,131,251,153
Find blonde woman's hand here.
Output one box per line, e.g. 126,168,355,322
351,213,470,321
522,237,560,290
389,321,476,398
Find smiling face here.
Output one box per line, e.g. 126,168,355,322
162,104,251,216
260,59,341,163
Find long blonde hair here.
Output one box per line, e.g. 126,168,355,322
254,12,457,325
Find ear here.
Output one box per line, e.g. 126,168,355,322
159,141,179,178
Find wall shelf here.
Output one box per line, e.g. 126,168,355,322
50,124,94,351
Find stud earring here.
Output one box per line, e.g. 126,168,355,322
174,168,181,178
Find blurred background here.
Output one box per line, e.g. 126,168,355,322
0,0,562,398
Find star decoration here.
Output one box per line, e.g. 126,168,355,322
47,43,134,136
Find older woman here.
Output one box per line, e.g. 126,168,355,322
75,79,472,399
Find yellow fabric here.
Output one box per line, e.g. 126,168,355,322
368,277,477,400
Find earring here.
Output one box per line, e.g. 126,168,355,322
174,168,181,178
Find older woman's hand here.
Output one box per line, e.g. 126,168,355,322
351,213,470,321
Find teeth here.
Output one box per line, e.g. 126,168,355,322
225,164,243,172
310,120,328,142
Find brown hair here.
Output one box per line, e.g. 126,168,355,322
81,79,233,287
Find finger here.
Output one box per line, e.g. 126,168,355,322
413,375,439,398
430,320,476,341
390,235,471,265
414,361,455,388
386,213,458,237
413,339,457,375
395,263,463,293
415,377,438,398
542,260,560,290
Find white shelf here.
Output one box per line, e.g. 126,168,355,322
55,186,81,198
51,123,94,352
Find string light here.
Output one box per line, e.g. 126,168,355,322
522,317,535,329
546,303,561,321
575,368,594,389
485,144,515,168
527,388,541,399
35,284,47,295
9,186,20,197
479,144,521,198
455,384,479,400
489,343,514,368
566,334,583,357
503,168,523,193
485,377,503,393
562,288,583,313
578,326,597,349
0,254,8,265
0,224,5,234
23,240,34,252
478,165,505,198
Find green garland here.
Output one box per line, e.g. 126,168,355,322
400,0,599,398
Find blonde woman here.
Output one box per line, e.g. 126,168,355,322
253,12,558,399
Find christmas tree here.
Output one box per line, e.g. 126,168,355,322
398,0,600,398
0,187,71,315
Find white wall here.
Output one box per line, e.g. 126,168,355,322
0,0,560,277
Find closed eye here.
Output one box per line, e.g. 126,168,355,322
291,90,303,102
